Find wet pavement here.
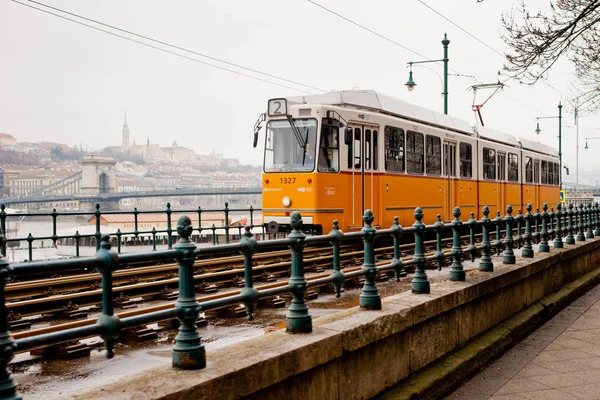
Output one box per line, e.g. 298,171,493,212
11,245,537,398
447,281,600,400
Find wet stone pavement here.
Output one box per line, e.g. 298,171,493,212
447,283,600,400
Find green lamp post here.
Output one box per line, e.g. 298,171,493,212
405,33,450,115
534,102,563,189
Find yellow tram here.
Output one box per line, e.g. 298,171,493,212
253,90,560,233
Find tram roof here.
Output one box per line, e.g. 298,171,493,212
286,90,557,157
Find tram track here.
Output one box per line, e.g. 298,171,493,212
4,225,503,359
5,231,474,326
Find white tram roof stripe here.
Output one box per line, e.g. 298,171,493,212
286,90,557,158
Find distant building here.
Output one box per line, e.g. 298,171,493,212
4,168,81,197
88,212,227,231
0,133,17,147
0,166,4,196
102,114,228,165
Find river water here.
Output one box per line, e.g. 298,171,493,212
3,212,264,263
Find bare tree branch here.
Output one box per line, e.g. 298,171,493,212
501,0,600,111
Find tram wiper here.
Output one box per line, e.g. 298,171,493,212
286,116,312,166
286,115,305,148
301,125,310,166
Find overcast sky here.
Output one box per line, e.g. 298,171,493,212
2,0,600,184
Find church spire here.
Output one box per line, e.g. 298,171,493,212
122,110,130,150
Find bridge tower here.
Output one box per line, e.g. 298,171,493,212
80,154,117,196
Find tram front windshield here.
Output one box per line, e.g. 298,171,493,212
264,119,317,172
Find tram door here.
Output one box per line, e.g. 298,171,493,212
349,124,380,229
534,159,540,207
497,152,506,215
443,141,457,220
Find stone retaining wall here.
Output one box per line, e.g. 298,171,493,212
72,239,600,400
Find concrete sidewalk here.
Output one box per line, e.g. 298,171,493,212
447,283,600,399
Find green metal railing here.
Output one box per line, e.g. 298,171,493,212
0,202,598,399
0,202,264,261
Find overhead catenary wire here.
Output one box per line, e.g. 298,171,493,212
415,0,569,99
12,0,325,94
307,0,477,79
307,0,546,114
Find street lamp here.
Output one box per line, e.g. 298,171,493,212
405,33,450,114
584,137,600,150
534,101,563,189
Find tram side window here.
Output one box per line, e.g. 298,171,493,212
425,135,441,176
406,131,424,174
508,153,519,182
385,127,405,172
385,126,405,172
459,143,472,178
373,130,378,170
534,159,540,183
354,128,361,169
525,157,533,183
548,163,555,185
541,160,548,184
554,162,560,186
318,125,340,173
365,129,372,170
483,148,496,180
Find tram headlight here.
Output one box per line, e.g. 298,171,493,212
282,196,291,207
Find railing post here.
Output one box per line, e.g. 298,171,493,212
359,210,381,310
211,224,216,245
173,216,205,369
411,207,429,294
479,206,493,271
534,208,541,244
116,229,122,254
0,205,6,257
286,212,312,333
577,203,586,241
467,212,477,261
586,203,595,239
0,231,20,400
133,208,139,245
166,203,173,249
433,214,445,271
554,203,563,248
95,235,121,359
26,233,33,261
449,207,465,281
494,211,503,255
51,208,58,248
329,220,345,296
152,227,157,251
75,230,81,257
595,203,600,237
566,204,576,245
94,203,101,251
515,209,523,249
539,204,550,253
549,207,555,241
240,225,259,320
197,206,203,238
503,205,516,264
522,204,534,258
224,202,230,244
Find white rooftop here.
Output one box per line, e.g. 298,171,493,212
287,90,557,157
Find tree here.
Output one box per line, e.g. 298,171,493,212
501,0,600,110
